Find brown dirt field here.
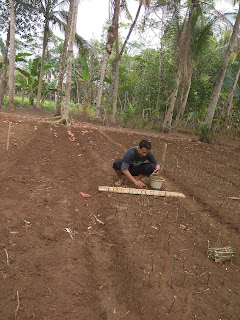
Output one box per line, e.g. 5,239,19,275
0,107,239,320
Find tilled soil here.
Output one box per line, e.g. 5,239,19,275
0,108,239,320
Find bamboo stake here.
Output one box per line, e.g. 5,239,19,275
98,186,186,198
7,122,12,150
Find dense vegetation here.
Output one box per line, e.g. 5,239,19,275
0,0,239,140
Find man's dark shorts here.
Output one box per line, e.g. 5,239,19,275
113,158,155,177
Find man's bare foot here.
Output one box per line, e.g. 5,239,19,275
115,179,123,186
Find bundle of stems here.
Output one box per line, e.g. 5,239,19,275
208,246,236,263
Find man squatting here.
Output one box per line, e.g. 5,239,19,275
112,139,161,189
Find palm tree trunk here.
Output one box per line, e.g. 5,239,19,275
155,35,164,112
205,2,240,126
95,51,111,119
175,66,193,127
95,0,120,119
162,4,194,132
224,59,240,126
0,27,10,106
110,3,142,123
8,0,16,110
36,17,49,109
61,0,79,123
111,27,120,123
162,64,182,132
55,0,74,116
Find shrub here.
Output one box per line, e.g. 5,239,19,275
198,121,212,143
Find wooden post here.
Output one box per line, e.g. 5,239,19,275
160,143,167,174
7,122,12,150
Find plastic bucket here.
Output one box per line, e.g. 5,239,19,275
150,175,165,189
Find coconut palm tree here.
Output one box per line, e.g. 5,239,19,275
162,0,198,132
55,0,74,116
0,0,41,107
0,28,10,106
204,1,240,127
174,14,217,127
111,1,147,123
95,0,121,119
8,0,16,110
60,0,79,123
36,0,69,109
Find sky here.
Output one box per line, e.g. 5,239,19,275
76,0,237,43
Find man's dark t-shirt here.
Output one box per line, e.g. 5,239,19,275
121,147,159,171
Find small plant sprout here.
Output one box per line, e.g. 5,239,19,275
182,271,187,287
182,257,185,270
173,255,176,270
206,240,210,266
124,204,128,224
167,235,171,253
222,268,228,286
148,272,151,287
159,272,162,288
142,235,147,254
142,223,146,234
168,296,177,313
170,273,173,289
184,291,188,304
227,289,232,305
206,271,211,287
151,254,154,271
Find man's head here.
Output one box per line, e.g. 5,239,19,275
137,139,151,157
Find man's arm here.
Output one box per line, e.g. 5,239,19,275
147,151,160,175
122,170,146,188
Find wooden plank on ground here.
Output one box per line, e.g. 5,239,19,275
98,186,186,198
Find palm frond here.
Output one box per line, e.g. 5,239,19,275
74,33,89,52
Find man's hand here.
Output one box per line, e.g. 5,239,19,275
135,180,146,188
152,164,161,176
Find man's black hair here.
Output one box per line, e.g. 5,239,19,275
139,139,151,150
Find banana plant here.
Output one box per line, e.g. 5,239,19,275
16,57,53,106
79,54,90,115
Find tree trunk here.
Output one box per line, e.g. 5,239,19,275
224,59,240,126
8,0,16,110
162,4,194,132
95,51,111,119
111,3,142,123
155,35,164,112
155,7,166,115
162,65,182,132
0,27,10,106
205,2,240,126
61,0,79,123
95,0,120,119
55,0,74,116
82,85,88,117
111,29,120,123
36,15,49,109
175,66,193,127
